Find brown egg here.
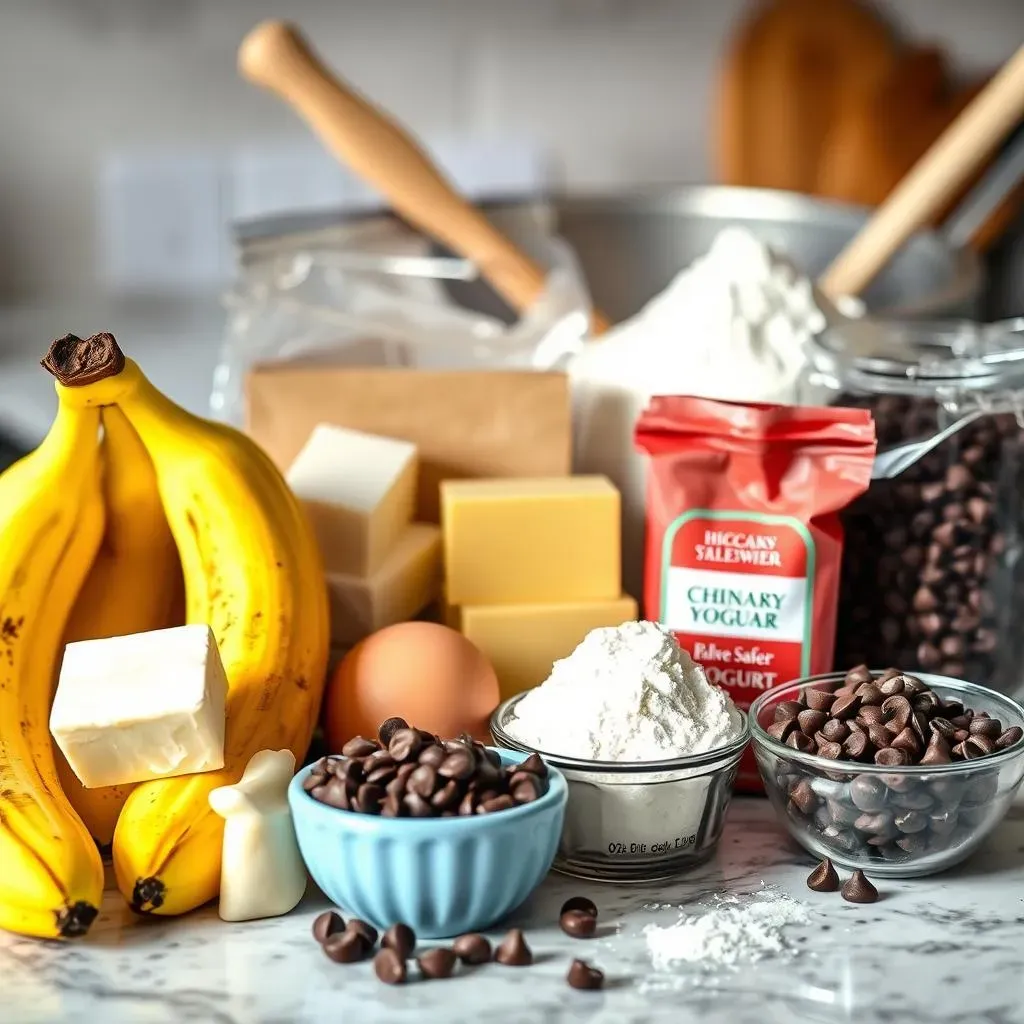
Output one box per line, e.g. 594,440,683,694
323,621,500,750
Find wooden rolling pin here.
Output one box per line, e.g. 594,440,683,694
820,43,1024,300
239,20,609,335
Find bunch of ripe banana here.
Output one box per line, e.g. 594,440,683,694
0,332,329,940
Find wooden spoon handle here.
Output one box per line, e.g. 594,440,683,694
819,44,1024,300
239,20,608,334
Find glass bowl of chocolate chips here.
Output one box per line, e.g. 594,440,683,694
749,666,1024,877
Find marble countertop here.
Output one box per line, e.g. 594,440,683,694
3,797,1023,1024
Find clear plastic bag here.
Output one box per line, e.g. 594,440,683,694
209,216,593,425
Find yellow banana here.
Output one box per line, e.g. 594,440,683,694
50,333,329,917
56,405,186,848
0,398,106,939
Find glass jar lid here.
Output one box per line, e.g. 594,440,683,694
807,317,1024,400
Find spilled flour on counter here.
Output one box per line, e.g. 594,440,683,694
643,887,809,978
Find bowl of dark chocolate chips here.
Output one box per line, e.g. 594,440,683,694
750,667,1024,877
288,719,568,938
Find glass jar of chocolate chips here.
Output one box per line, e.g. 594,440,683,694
804,317,1024,698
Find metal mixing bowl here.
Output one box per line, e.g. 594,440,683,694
490,693,750,883
235,185,983,325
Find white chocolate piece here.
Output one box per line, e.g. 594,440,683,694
286,423,418,577
50,624,228,788
209,749,307,923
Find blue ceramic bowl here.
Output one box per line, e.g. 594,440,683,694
288,747,568,938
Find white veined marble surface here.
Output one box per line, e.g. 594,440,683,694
2,797,1023,1024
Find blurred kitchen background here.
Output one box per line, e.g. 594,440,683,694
0,0,1022,465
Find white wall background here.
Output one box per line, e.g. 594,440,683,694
0,0,1021,302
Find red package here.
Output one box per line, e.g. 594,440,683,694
635,397,876,793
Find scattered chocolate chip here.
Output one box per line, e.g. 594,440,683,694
560,909,597,938
452,933,491,965
840,870,879,904
561,896,598,918
323,930,370,963
418,947,457,979
494,928,533,966
566,959,604,990
381,923,416,959
347,919,378,948
806,858,840,892
312,909,345,944
374,947,407,984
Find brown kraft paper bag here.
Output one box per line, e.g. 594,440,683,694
245,366,573,522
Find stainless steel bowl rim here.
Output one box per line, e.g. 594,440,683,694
749,671,1024,776
490,692,751,775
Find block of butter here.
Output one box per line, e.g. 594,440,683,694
453,595,637,701
50,624,228,789
441,476,621,605
327,523,442,647
286,424,418,577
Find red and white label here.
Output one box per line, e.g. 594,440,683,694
660,514,814,702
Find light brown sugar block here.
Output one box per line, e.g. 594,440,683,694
326,523,442,647
287,424,417,577
441,476,622,605
456,595,638,701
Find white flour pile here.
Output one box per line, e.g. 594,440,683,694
644,889,809,972
569,226,834,599
503,620,743,760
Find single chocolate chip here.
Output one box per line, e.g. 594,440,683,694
431,779,461,810
374,947,407,984
820,718,849,743
452,933,491,965
560,909,597,938
418,947,457,979
929,717,957,739
347,919,379,947
826,798,860,826
561,896,598,918
789,779,818,814
341,737,378,758
478,794,517,814
797,709,828,736
404,792,434,817
875,747,910,767
517,752,548,778
817,740,843,760
406,764,438,799
767,719,796,742
365,764,398,786
355,783,385,814
857,705,885,726
316,777,349,809
378,718,409,746
845,665,872,686
418,744,446,768
850,775,888,812
806,858,840,892
996,726,1024,750
510,774,541,803
566,959,604,991
854,811,896,837
381,922,416,959
494,928,533,966
458,791,476,815
895,833,930,855
438,749,475,781
843,731,869,760
841,870,879,904
324,930,370,963
786,731,815,753
805,688,838,713
312,910,345,944
881,695,912,733
920,734,952,765
877,676,906,697
774,700,805,723
965,735,995,758
855,683,884,706
969,717,1003,739
388,728,424,762
832,693,863,720
867,724,892,751
890,727,921,757
894,810,929,834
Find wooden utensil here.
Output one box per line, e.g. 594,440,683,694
819,44,1024,300
238,20,609,335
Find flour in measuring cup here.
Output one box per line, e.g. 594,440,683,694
503,620,743,760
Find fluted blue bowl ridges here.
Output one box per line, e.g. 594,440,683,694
288,748,568,939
